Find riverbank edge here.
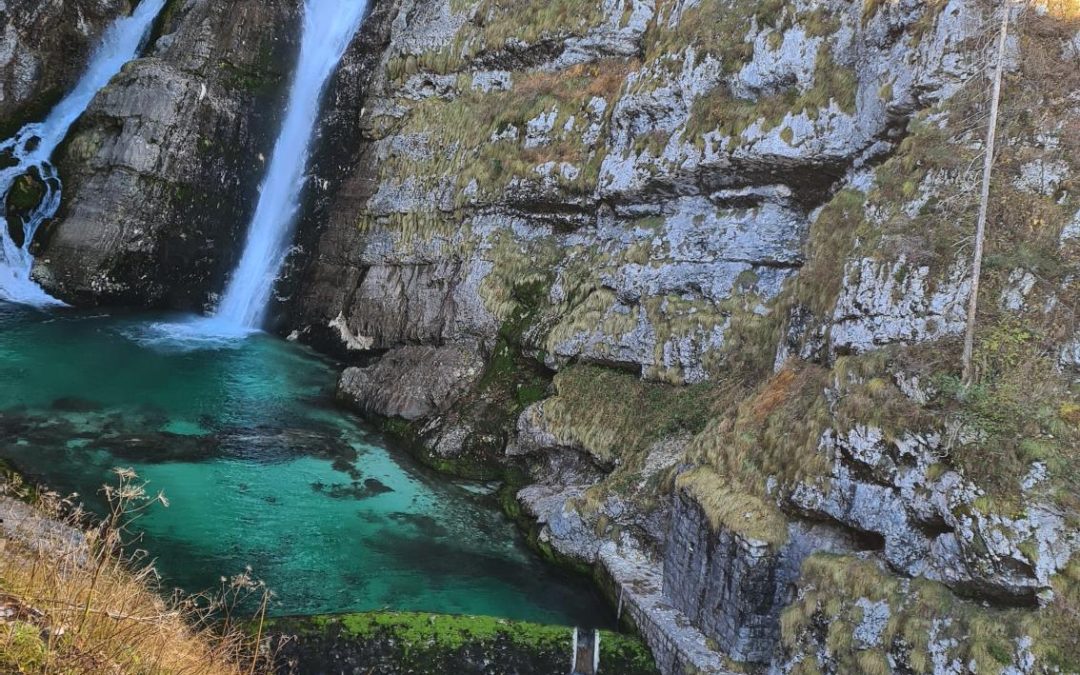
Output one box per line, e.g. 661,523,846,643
0,441,657,673
264,611,658,675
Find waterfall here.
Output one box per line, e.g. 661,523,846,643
213,0,367,330
0,0,167,306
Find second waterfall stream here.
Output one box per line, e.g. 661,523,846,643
0,0,167,305
213,0,368,330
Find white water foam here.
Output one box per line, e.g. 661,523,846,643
0,0,167,306
213,0,368,330
123,315,258,352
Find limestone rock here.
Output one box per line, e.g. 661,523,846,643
663,490,860,663
337,345,483,421
829,257,970,355
789,426,1079,604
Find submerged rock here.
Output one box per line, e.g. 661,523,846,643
311,477,394,501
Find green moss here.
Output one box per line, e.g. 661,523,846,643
379,415,502,481
6,172,45,212
216,55,283,94
335,612,566,648
598,628,659,674
370,275,555,484
498,471,595,577
268,611,659,674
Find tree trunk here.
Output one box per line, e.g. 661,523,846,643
962,0,1013,385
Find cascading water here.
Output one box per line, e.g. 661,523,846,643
0,0,167,305
213,0,368,330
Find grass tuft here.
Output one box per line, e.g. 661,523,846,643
0,470,271,674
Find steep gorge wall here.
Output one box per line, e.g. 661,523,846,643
32,0,303,307
17,0,1080,673
294,0,1080,672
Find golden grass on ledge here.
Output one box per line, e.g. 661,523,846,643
0,469,270,675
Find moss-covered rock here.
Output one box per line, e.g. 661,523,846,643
776,553,1080,674
267,611,659,675
6,171,46,214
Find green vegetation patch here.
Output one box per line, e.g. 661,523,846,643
538,363,722,465
377,60,632,211
392,0,607,76
686,43,857,143
0,621,48,672
780,553,1080,674
268,612,659,675
646,0,790,72
914,324,1079,514
5,172,45,213
681,364,832,545
331,612,569,649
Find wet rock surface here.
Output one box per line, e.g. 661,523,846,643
34,0,303,308
0,0,130,136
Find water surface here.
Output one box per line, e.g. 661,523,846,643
0,306,611,626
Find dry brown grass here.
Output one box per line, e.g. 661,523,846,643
514,62,634,102
0,470,272,675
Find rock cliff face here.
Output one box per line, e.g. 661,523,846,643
0,0,130,137
32,0,302,307
299,0,1079,672
17,0,1080,673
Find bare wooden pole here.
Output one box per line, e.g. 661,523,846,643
962,0,1013,386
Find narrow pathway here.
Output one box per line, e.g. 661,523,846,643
598,541,738,675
